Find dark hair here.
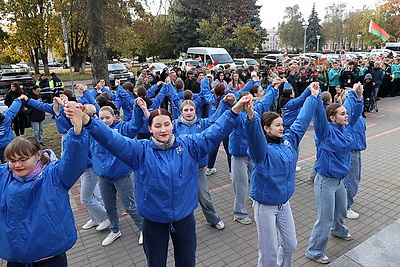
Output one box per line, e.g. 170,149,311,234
63,89,74,99
183,90,193,100
279,89,294,109
122,82,134,93
326,103,342,122
248,66,255,72
97,78,107,86
148,108,172,127
250,85,260,97
96,95,108,107
136,86,147,98
11,82,23,95
261,112,280,134
5,135,50,165
100,92,111,101
321,91,332,105
214,83,225,109
31,85,39,91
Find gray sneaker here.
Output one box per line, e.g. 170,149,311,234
233,217,252,225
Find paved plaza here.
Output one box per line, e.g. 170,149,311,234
2,96,400,266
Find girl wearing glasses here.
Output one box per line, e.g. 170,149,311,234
0,102,89,266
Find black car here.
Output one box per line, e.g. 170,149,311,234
108,62,135,89
0,69,36,95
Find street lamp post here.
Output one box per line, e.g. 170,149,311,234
357,34,361,51
316,35,321,52
303,24,308,53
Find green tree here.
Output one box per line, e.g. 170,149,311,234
54,0,89,74
0,0,58,74
306,4,323,52
170,0,264,53
197,14,230,48
231,25,259,57
322,3,347,51
278,5,304,51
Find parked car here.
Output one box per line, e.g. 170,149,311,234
108,62,135,89
48,61,62,67
170,60,201,72
234,58,259,69
0,69,36,95
299,53,325,59
0,99,7,112
260,54,286,66
148,62,168,74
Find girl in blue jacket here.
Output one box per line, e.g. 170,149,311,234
0,103,88,266
305,83,363,264
65,94,251,267
90,100,149,247
173,96,233,230
245,83,320,267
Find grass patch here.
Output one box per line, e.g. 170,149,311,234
34,68,93,82
24,124,62,158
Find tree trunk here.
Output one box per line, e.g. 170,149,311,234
41,50,50,76
33,48,40,75
87,0,109,87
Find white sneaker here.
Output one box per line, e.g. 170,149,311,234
295,166,302,171
206,168,217,176
138,231,143,245
82,219,98,230
102,231,121,246
96,218,110,231
346,209,359,219
214,220,225,230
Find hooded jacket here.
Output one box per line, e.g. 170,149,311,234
0,99,22,148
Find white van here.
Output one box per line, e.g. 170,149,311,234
186,47,236,70
384,43,400,55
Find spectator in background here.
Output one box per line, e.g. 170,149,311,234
4,82,27,136
370,62,384,112
25,85,46,146
184,70,197,92
36,73,51,103
50,72,65,97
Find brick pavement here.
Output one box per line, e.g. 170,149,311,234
2,96,400,266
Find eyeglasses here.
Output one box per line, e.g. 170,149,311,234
8,155,34,165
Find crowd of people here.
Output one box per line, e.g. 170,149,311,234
0,52,399,266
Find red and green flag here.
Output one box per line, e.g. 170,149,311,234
206,63,213,70
282,53,289,57
149,65,155,71
312,72,320,77
187,63,194,67
213,61,219,66
368,20,390,42
301,73,308,77
195,57,202,61
284,58,291,63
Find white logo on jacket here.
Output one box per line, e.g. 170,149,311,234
284,140,291,147
176,145,183,154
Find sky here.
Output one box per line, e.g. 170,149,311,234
257,0,382,29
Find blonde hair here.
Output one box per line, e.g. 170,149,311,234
179,100,196,111
99,106,115,116
85,104,96,117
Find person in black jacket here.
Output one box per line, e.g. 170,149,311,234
25,85,46,146
4,82,27,136
340,61,359,88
